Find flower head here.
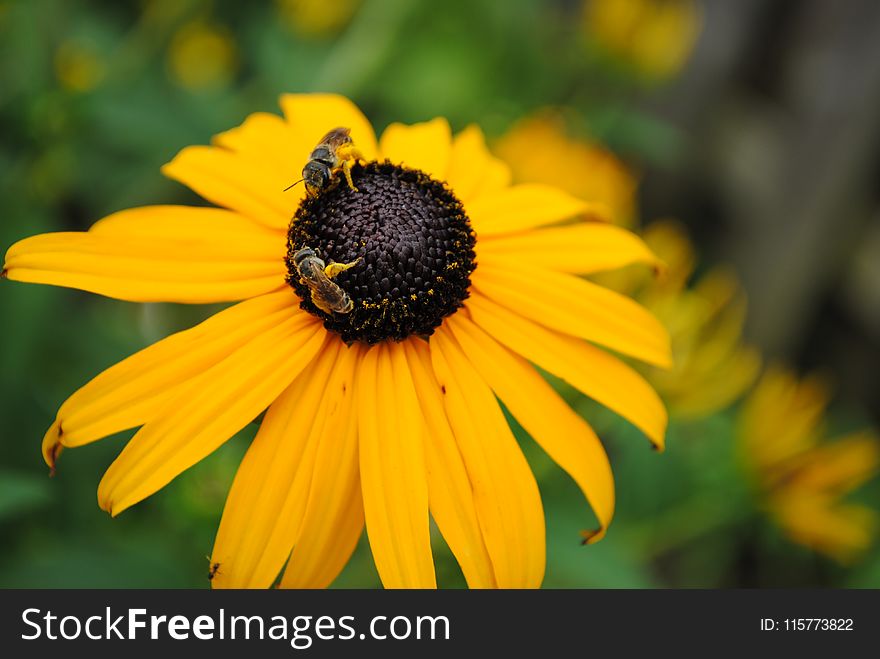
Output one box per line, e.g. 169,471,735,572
738,366,880,564
3,94,670,588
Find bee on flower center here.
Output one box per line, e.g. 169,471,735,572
293,246,361,315
286,126,365,197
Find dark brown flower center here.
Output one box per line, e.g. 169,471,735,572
285,161,476,344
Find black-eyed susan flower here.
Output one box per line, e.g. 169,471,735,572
738,366,880,564
3,94,671,589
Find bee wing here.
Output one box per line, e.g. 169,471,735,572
318,126,353,149
300,262,344,313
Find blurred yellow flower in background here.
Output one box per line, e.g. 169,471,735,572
55,39,106,93
494,110,638,227
738,367,880,564
276,0,361,38
583,0,702,81
496,113,757,419
167,20,237,91
628,221,761,418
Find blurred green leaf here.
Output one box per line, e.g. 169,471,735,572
0,470,52,521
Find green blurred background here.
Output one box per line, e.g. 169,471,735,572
1,0,879,588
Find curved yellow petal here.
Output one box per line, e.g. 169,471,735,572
358,343,436,588
789,433,880,494
431,326,545,588
161,146,293,231
472,262,671,369
280,93,379,162
97,309,325,516
4,206,286,303
466,293,667,448
211,339,340,589
212,111,304,178
446,314,614,541
479,222,660,275
666,345,761,419
402,339,497,588
41,291,304,468
280,344,365,589
772,491,877,564
447,124,511,202
379,118,452,181
468,184,602,237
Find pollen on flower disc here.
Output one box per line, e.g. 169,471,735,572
286,161,476,344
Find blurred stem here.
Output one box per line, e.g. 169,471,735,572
623,493,754,559
312,0,415,96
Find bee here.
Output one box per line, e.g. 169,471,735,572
286,127,365,197
293,246,361,315
207,560,221,581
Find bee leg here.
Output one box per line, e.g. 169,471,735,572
336,144,364,192
323,257,362,279
341,159,359,193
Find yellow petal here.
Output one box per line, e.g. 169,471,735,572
212,111,304,178
739,367,829,469
280,344,365,589
211,339,340,589
447,124,511,202
97,309,325,516
467,184,601,237
789,433,880,494
402,339,497,588
280,93,379,161
493,112,637,226
771,490,877,564
379,118,452,181
466,293,667,448
4,206,286,303
472,262,672,369
472,159,513,200
43,291,304,462
446,314,614,541
431,326,546,587
358,344,436,588
161,146,293,231
479,222,660,274
640,219,697,290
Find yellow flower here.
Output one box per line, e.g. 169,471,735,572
738,366,880,564
584,0,702,81
276,0,360,38
167,21,237,91
492,110,755,419
3,94,670,588
631,221,761,418
55,39,106,93
494,110,637,227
